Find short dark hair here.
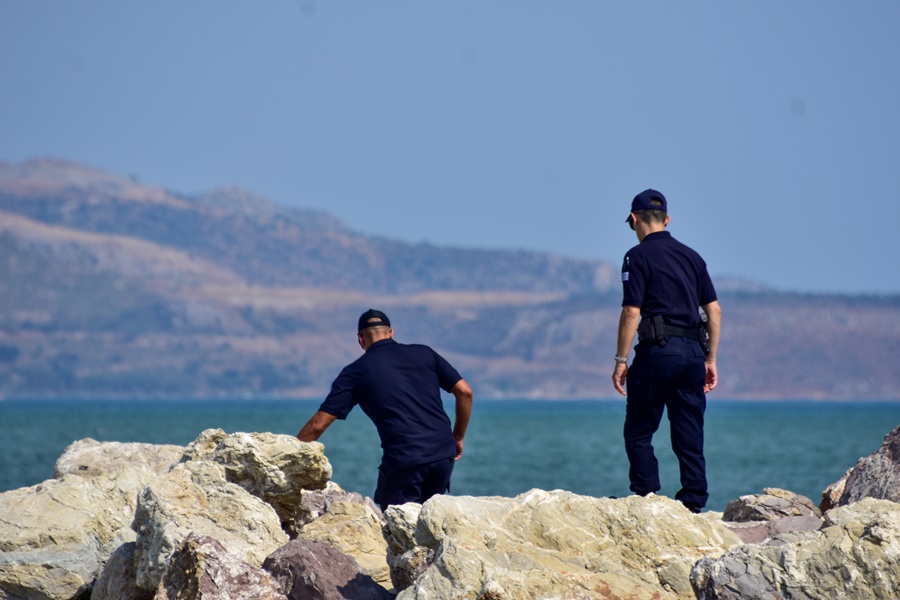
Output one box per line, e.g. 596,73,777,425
634,208,667,225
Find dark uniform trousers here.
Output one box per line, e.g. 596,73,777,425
374,457,455,511
624,336,708,510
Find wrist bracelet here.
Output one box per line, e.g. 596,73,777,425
614,356,628,364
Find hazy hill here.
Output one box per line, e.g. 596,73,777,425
1,158,897,400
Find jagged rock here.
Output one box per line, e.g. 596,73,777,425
132,460,289,590
837,424,900,506
820,467,853,513
92,543,154,600
263,538,392,600
383,503,433,591
0,440,182,600
720,488,823,544
284,481,381,534
296,497,390,587
724,488,821,522
388,490,742,599
182,429,332,524
691,498,900,599
156,533,287,600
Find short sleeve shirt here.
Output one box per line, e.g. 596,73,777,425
319,338,463,473
621,231,717,328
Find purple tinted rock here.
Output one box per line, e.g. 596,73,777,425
157,533,287,600
723,488,820,522
263,539,391,600
837,424,900,506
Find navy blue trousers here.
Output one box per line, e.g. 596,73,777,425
374,456,454,511
624,337,708,511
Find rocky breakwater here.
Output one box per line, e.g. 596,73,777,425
0,430,390,600
1,425,899,599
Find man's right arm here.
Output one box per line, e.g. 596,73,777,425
612,305,641,396
297,411,337,442
701,300,721,393
450,379,473,460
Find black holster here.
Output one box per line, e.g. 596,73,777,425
637,315,670,347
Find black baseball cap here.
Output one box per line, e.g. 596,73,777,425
626,189,667,222
358,309,391,332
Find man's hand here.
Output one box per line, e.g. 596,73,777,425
454,438,464,461
704,360,718,393
612,362,628,396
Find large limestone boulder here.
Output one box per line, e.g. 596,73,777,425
182,429,332,523
132,459,289,590
0,440,182,600
836,424,900,507
691,498,900,599
387,490,742,600
156,533,287,600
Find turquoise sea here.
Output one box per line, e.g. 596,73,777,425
2,399,898,512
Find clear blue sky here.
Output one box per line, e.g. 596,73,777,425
2,2,899,294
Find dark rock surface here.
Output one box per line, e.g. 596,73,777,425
91,543,153,600
263,538,392,600
157,533,287,600
838,424,900,506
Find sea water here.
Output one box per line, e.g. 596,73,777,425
1,398,898,512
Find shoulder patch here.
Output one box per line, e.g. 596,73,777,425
622,271,630,282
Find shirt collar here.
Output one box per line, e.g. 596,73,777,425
366,338,396,352
642,230,671,242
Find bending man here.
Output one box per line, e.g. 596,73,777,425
298,309,473,510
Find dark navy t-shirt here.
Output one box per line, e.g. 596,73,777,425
621,230,717,328
319,338,462,473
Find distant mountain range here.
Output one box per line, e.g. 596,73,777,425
1,158,898,400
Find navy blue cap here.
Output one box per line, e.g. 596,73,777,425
627,189,667,222
358,309,391,332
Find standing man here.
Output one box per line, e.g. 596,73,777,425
612,190,721,513
298,309,474,511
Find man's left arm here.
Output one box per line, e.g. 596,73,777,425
450,379,473,460
701,300,721,393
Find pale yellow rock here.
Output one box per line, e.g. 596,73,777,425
182,429,332,521
0,439,184,600
132,460,289,590
390,490,742,600
298,499,391,587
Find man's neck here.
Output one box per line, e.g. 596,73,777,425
637,225,666,243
